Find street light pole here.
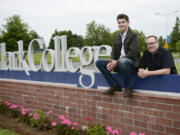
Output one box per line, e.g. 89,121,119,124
155,10,179,43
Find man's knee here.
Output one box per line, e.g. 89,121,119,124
95,60,108,69
117,58,128,66
95,60,101,67
96,60,104,68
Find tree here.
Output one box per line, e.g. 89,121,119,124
0,15,39,51
110,30,120,46
175,40,180,52
84,21,112,46
134,30,146,52
48,30,84,49
169,17,180,52
158,36,166,46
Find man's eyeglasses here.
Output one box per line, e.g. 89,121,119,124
147,41,157,46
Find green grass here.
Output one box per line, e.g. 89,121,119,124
175,63,180,74
172,52,180,59
0,127,20,135
27,53,80,64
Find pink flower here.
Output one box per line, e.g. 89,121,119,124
29,113,32,116
10,104,18,109
25,109,29,112
34,113,38,120
73,122,78,126
62,119,72,126
0,99,2,102
22,108,29,112
66,119,72,126
5,101,11,106
106,126,113,134
20,105,26,109
118,129,122,134
21,108,29,116
113,129,121,135
48,110,53,115
139,133,145,135
21,111,26,115
59,115,66,121
51,122,57,127
130,132,137,135
5,101,8,104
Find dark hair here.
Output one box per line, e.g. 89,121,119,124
146,35,158,42
117,14,129,22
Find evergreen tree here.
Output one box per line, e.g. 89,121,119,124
170,17,180,52
158,36,166,46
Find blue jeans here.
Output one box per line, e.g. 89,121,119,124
96,58,135,88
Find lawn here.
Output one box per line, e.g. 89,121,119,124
175,63,180,74
26,52,80,64
172,52,180,58
0,127,19,135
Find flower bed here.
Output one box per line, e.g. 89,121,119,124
0,98,145,135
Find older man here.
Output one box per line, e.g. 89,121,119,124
138,35,177,79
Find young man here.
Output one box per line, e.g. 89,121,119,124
96,14,141,98
138,35,177,79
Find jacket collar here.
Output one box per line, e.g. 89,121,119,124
120,28,128,37
124,27,133,43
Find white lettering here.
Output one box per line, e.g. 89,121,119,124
28,39,45,71
41,49,55,72
0,35,112,88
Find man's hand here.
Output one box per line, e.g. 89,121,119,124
138,68,171,78
107,59,117,71
138,68,149,79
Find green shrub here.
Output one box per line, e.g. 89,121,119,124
55,124,79,135
29,110,51,130
87,124,106,135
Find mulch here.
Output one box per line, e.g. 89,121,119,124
0,114,87,135
0,114,54,135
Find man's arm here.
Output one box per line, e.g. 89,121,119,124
138,68,170,79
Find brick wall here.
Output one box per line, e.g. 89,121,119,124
0,80,180,135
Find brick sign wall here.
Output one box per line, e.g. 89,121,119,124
0,80,180,135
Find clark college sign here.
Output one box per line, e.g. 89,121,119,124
1,35,180,94
0,35,112,88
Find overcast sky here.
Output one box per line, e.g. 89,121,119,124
0,0,180,45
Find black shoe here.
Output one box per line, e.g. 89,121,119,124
123,86,133,98
103,84,122,95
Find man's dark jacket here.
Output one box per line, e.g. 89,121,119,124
111,27,141,69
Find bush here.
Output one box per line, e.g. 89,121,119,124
0,99,8,114
87,124,106,135
53,115,79,135
29,110,51,130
